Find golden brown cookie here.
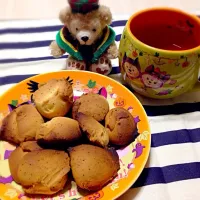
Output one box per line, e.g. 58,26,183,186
36,117,82,144
105,107,136,146
72,93,109,121
69,144,120,191
9,146,28,183
10,149,70,195
0,104,44,144
33,78,73,119
20,141,43,152
76,113,109,147
9,141,43,183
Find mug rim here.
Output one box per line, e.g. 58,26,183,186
127,7,200,54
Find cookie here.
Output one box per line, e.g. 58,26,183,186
72,93,109,121
33,78,73,119
36,117,82,145
9,146,28,183
9,141,43,183
76,112,109,147
20,141,43,152
69,144,119,191
10,149,70,195
0,104,44,144
105,107,136,146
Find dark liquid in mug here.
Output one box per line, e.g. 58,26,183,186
133,24,199,50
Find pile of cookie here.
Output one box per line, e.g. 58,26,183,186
0,78,136,195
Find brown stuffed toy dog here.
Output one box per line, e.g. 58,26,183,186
49,0,118,76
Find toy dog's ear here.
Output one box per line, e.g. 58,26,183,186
98,5,112,25
59,6,72,24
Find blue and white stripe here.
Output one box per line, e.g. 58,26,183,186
0,15,200,200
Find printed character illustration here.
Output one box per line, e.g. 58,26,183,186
0,142,15,184
127,142,145,170
141,65,172,89
132,143,145,158
122,53,141,80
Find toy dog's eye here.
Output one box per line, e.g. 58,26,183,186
92,28,96,32
76,28,79,31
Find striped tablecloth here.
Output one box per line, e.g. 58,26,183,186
0,15,200,200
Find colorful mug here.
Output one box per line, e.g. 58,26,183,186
119,7,200,99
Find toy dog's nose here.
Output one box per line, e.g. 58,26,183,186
81,36,89,42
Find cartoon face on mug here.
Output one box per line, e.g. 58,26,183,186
141,73,164,89
124,62,140,79
122,53,141,79
141,65,170,89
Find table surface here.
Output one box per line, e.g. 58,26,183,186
1,0,200,20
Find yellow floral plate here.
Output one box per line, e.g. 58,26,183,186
0,71,151,200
